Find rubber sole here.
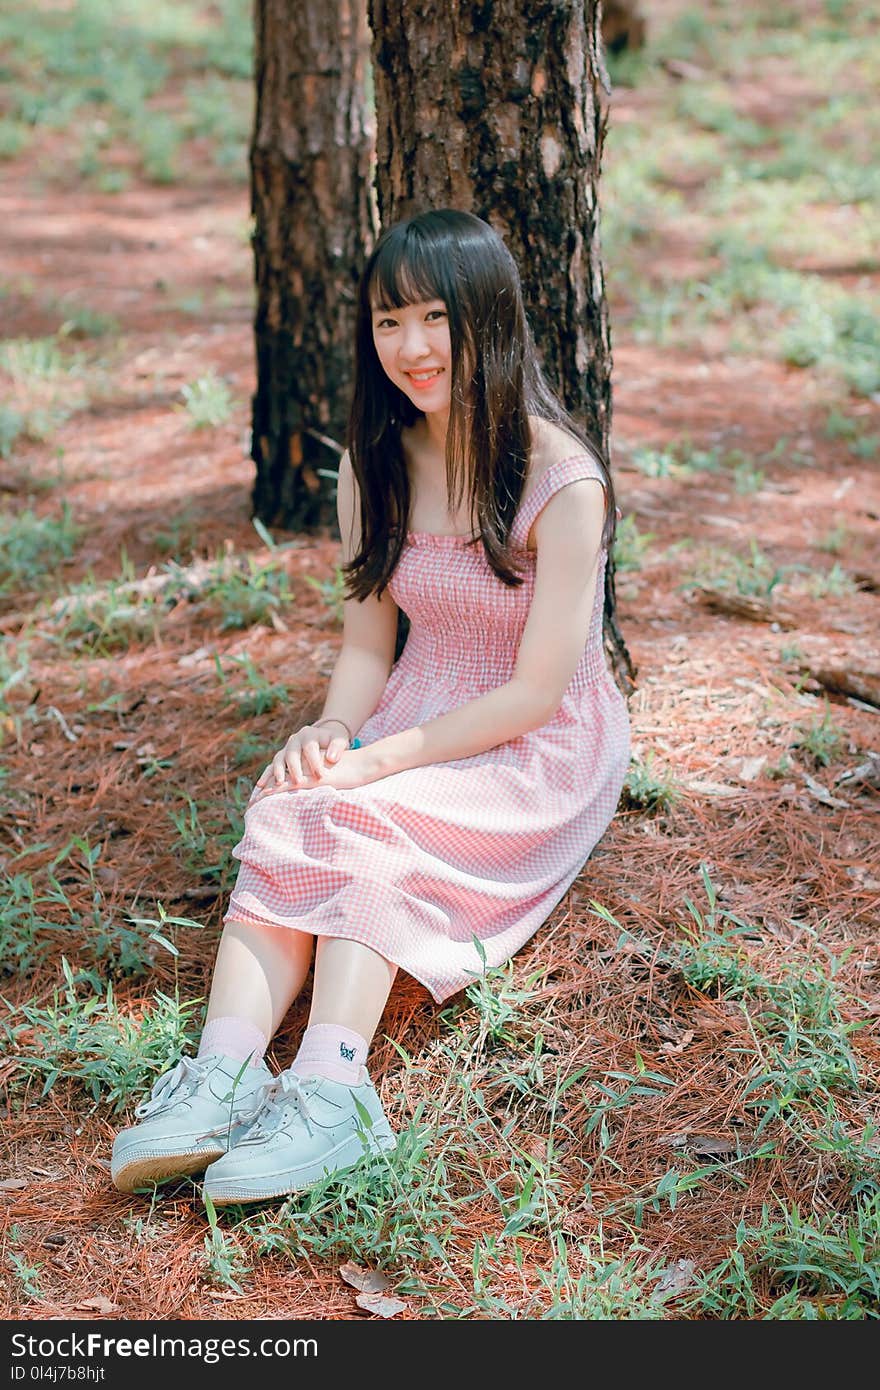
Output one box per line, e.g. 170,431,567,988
203,1134,395,1207
112,1144,225,1193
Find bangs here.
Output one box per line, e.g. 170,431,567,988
367,227,450,311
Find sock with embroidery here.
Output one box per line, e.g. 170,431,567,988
197,1015,268,1067
291,1022,368,1084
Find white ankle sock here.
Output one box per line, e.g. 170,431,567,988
198,1015,268,1067
291,1022,368,1084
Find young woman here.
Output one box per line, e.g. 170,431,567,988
112,208,630,1205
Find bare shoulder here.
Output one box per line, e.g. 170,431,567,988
528,416,591,479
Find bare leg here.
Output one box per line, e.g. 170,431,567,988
205,919,315,1040
307,936,398,1043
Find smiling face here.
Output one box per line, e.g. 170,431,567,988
370,298,453,417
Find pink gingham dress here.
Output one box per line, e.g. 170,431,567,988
226,453,630,1002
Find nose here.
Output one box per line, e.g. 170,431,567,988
398,319,431,364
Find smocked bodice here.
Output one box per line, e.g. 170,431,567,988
387,454,610,699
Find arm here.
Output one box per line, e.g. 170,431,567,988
369,477,606,777
318,450,399,737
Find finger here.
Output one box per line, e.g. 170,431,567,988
284,746,306,784
273,750,291,784
301,737,324,779
324,737,348,764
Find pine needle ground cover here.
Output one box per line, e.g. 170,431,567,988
1,0,878,1319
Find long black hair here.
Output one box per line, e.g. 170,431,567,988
344,209,615,599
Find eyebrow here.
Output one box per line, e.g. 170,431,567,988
370,299,444,313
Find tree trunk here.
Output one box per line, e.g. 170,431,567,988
368,0,635,693
251,0,375,530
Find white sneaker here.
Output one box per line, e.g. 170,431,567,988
202,1068,396,1206
111,1053,273,1193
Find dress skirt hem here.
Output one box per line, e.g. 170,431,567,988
226,892,481,1005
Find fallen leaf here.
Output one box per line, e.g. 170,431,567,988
355,1291,407,1318
661,1029,695,1056
75,1297,120,1314
0,1177,27,1191
683,779,740,799
654,1259,696,1297
846,866,880,892
802,774,849,809
836,752,880,789
687,1135,740,1160
339,1262,391,1294
739,755,767,782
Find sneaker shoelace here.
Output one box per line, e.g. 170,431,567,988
232,1070,315,1144
133,1055,214,1121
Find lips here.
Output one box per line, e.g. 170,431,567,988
405,368,444,389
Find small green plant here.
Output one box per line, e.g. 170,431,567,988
731,455,765,494
766,752,795,779
824,408,859,442
44,835,189,977
0,869,77,975
818,523,848,554
168,780,248,892
459,938,544,1050
621,751,680,814
849,433,879,460
203,1193,252,1294
180,374,233,428
670,866,768,998
0,118,29,159
808,562,857,598
677,88,771,148
614,515,655,573
0,504,81,595
793,703,844,767
743,959,862,1127
0,404,25,458
687,1194,880,1318
57,303,119,339
214,651,289,717
0,336,76,380
687,540,786,598
54,578,160,655
631,445,685,479
0,639,31,720
303,565,347,624
199,555,292,631
232,731,267,767
154,509,199,559
135,113,182,184
2,956,202,1113
6,1229,43,1301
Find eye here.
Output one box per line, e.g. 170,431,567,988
426,309,447,321
375,316,397,329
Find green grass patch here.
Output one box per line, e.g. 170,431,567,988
0,504,81,596
180,373,234,427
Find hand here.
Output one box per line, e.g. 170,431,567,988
251,743,388,800
254,721,351,794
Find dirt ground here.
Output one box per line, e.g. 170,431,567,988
1,8,879,1323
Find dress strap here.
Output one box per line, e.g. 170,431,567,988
510,452,608,549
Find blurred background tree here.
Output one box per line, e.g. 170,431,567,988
250,1,375,532
252,0,633,687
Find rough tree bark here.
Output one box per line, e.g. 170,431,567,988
250,0,375,529
369,0,635,692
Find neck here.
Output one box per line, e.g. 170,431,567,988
422,406,449,456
